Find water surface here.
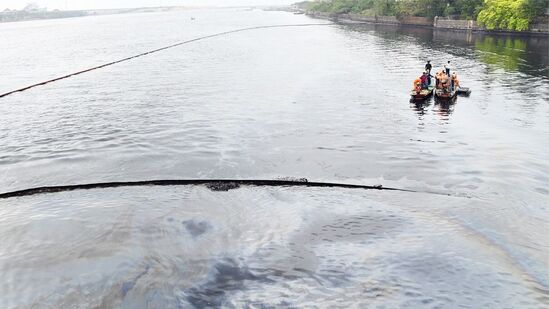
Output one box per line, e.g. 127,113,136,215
0,8,548,308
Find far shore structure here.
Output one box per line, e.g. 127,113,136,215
295,0,549,34
303,11,549,34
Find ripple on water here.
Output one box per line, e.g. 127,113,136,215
2,186,546,308
0,9,548,308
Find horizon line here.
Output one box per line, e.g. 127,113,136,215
1,4,291,12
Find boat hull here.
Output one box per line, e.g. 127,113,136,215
410,86,434,101
435,87,458,101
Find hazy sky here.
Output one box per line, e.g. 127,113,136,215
0,0,294,10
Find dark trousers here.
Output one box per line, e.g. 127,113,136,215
446,68,450,76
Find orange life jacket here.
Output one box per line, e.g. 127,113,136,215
452,74,460,87
440,74,448,84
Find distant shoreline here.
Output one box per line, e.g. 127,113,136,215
0,6,296,24
0,7,194,23
305,11,549,36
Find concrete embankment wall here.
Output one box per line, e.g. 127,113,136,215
530,16,549,32
308,12,399,24
307,11,549,34
375,15,399,24
435,16,548,34
399,16,431,26
434,17,477,30
346,13,376,23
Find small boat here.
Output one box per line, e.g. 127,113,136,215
456,87,471,96
435,87,458,101
410,86,434,101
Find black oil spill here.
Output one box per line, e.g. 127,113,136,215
184,258,304,308
121,264,151,297
206,182,241,192
182,220,212,238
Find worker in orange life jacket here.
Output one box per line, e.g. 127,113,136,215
413,77,422,93
439,71,449,91
435,70,445,89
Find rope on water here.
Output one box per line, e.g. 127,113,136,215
0,23,335,99
0,179,459,200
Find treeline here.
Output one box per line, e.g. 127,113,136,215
300,0,548,30
0,10,87,23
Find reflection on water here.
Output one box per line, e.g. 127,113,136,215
434,98,456,118
433,29,549,78
347,23,549,78
410,101,430,117
410,98,457,124
475,36,527,71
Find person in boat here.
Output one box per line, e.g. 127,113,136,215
451,72,459,91
420,71,429,89
444,61,451,76
425,60,432,75
439,71,449,92
435,70,445,89
413,77,422,93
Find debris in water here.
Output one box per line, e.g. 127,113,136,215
206,182,240,191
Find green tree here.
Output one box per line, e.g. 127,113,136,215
453,0,484,19
374,0,397,15
477,0,539,30
304,0,546,23
394,0,446,18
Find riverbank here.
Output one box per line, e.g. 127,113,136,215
0,6,188,23
306,11,549,35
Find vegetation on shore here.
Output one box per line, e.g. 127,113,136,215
299,0,548,31
477,0,544,31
